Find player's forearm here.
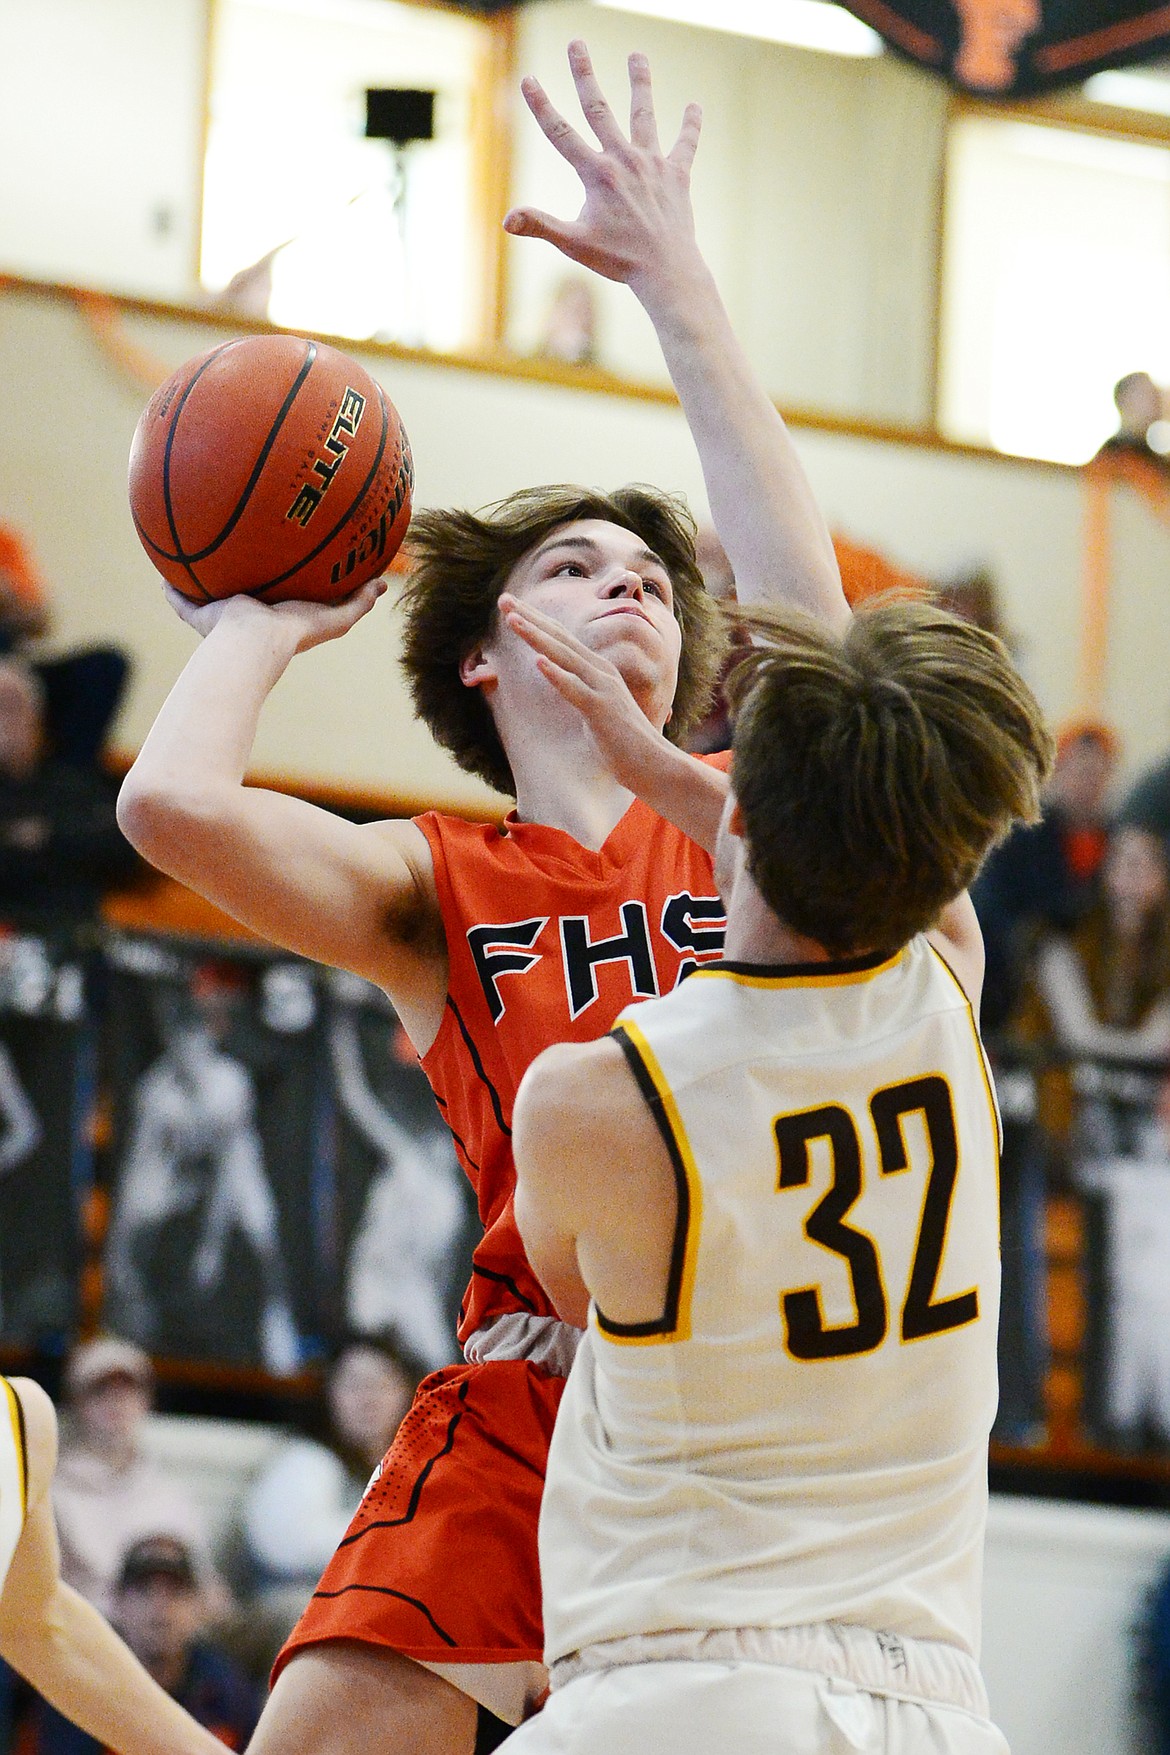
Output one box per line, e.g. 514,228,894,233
2,1582,224,1755
118,604,296,859
631,251,848,627
623,734,728,856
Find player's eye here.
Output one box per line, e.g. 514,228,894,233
552,561,587,577
643,577,668,599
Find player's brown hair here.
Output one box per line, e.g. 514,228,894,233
726,598,1054,957
399,485,726,796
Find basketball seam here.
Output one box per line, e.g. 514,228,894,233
249,378,394,598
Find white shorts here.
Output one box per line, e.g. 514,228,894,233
502,1627,1008,1755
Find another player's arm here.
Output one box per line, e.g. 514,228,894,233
117,587,446,1037
500,593,728,852
0,1380,226,1755
505,42,848,628
514,1038,679,1330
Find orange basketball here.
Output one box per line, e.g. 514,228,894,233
128,334,412,604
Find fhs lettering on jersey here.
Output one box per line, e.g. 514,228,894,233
467,894,727,1026
467,919,547,1024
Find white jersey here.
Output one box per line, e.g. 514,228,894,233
539,941,1002,1668
0,1377,27,1593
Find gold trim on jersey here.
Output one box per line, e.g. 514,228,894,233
0,1378,27,1522
688,950,904,991
598,1019,704,1345
926,943,1003,1170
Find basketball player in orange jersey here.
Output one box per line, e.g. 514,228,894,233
0,1374,228,1755
116,41,847,1755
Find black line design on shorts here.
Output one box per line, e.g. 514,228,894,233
445,996,511,1138
337,1382,467,1543
471,1263,540,1314
309,1582,457,1647
597,1025,691,1338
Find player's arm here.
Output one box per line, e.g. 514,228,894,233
514,1037,679,1330
0,1380,225,1755
505,42,848,628
926,893,985,1011
117,586,447,1040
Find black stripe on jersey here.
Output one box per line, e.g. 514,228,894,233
597,1024,691,1339
433,1095,483,1175
337,1381,467,1544
3,1378,27,1514
471,1264,541,1314
716,948,893,979
310,1581,458,1647
446,997,511,1139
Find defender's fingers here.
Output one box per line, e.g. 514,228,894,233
627,52,662,154
567,39,628,152
535,656,601,711
667,100,703,174
520,73,596,172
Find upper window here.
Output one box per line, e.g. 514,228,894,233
938,112,1170,465
201,0,500,353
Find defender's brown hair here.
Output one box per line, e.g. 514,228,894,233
726,599,1054,957
399,485,727,796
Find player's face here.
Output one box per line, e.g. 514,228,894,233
502,519,683,718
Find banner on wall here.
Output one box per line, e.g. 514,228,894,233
101,933,328,1374
324,970,473,1373
0,930,90,1345
842,0,1170,96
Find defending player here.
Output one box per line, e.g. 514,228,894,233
116,43,845,1755
506,599,1053,1755
0,1374,228,1755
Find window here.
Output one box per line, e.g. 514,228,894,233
201,0,503,352
938,112,1170,465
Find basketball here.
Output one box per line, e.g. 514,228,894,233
128,334,413,604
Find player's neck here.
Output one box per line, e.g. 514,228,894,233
509,732,636,850
721,877,834,967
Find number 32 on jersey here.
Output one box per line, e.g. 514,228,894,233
775,1074,980,1362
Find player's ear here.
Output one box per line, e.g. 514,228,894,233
459,643,497,691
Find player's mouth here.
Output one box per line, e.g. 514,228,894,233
597,604,655,627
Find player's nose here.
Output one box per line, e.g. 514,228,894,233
601,568,645,601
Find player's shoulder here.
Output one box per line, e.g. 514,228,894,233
517,1035,633,1127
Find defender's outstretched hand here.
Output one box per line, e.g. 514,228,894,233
500,592,727,853
504,41,702,294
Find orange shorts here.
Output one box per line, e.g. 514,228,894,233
274,1358,566,1677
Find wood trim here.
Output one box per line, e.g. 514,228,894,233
193,0,217,290
952,88,1170,150
473,10,517,352
0,270,1078,477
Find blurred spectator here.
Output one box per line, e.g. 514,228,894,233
1033,823,1170,1075
52,1337,222,1620
239,1332,419,1638
934,565,1008,642
0,519,129,771
1097,371,1170,467
532,275,599,368
1118,743,1170,848
972,718,1119,1035
36,1536,260,1755
0,661,137,932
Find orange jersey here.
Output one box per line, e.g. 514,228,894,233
415,756,729,1346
